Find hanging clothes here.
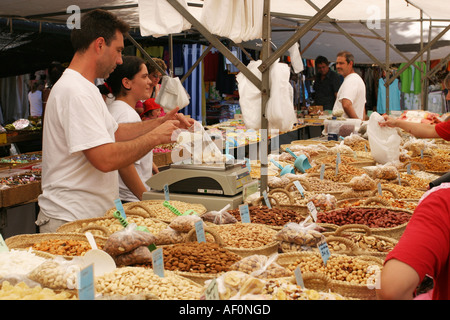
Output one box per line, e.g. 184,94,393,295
399,62,426,95
377,78,401,114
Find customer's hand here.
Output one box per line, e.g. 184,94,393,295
152,120,180,144
378,114,398,128
162,107,194,129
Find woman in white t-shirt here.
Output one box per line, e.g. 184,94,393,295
105,56,158,202
28,80,45,117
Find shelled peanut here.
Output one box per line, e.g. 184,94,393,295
284,254,381,284
381,183,424,199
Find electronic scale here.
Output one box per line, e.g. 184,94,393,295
143,161,253,211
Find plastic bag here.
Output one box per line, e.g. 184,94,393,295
169,214,204,232
138,0,191,37
230,254,291,279
349,173,376,191
367,112,401,164
308,193,337,211
155,76,190,111
266,60,297,132
28,257,82,290
373,164,399,180
236,60,263,130
103,223,156,257
328,141,354,155
203,271,266,300
155,227,187,245
201,204,237,225
274,220,324,247
288,43,304,73
113,246,153,267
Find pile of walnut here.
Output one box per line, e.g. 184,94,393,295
329,234,394,253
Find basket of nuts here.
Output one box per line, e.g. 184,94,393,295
276,251,384,300
210,222,279,258
56,214,168,237
5,233,108,259
324,224,398,258
316,207,412,240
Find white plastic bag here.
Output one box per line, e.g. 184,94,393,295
288,43,304,73
266,61,297,132
155,76,190,111
236,60,263,130
138,0,191,37
367,112,401,164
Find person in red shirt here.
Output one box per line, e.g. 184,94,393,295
376,73,450,300
379,73,450,139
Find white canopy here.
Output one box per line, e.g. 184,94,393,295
0,0,448,64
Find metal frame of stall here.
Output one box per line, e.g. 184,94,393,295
4,0,449,194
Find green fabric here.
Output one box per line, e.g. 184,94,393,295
398,62,426,94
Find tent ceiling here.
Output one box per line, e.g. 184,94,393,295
0,0,448,72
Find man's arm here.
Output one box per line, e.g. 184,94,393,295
118,164,147,201
341,98,359,119
376,259,421,300
84,120,180,172
379,115,440,138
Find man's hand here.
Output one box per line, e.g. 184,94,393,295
162,107,195,129
151,119,181,145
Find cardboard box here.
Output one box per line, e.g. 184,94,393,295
0,181,41,207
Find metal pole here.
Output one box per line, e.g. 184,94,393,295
385,0,390,115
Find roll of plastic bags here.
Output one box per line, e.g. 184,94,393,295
266,61,297,132
138,0,191,37
236,60,263,130
367,112,401,164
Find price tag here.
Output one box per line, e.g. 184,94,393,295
114,199,126,219
164,184,170,201
364,145,367,152
398,172,402,186
205,278,220,300
336,152,341,165
420,149,424,159
225,140,230,156
0,233,8,253
262,191,272,209
377,182,382,196
407,164,411,175
317,239,331,266
244,157,251,172
294,266,305,289
293,180,304,197
195,220,206,243
335,164,339,176
239,204,251,223
307,201,318,222
320,164,325,180
152,248,165,278
78,264,95,300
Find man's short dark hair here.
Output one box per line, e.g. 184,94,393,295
315,56,329,66
71,9,130,53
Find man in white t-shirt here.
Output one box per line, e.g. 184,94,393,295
332,51,367,120
36,9,193,233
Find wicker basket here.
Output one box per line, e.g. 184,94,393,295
278,235,359,256
5,232,108,260
56,213,168,237
161,228,240,286
324,224,398,259
317,206,412,240
267,187,310,220
276,251,384,300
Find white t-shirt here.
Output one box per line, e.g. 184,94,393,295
108,100,153,202
28,90,43,116
38,68,119,222
332,73,366,120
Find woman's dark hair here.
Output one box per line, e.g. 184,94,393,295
105,55,145,96
71,9,130,53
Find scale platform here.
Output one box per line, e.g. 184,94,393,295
144,161,252,211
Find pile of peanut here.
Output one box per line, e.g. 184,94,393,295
211,223,277,249
228,206,303,227
95,267,202,299
381,183,424,199
285,254,380,285
317,207,411,228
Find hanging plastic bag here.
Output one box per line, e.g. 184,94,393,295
367,112,401,164
236,60,263,130
266,61,297,132
288,42,304,73
155,76,190,112
138,0,191,37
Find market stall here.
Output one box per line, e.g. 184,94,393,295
0,0,449,303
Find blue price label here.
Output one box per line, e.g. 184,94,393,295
317,239,331,266
294,266,305,288
262,191,272,209
164,184,170,201
78,264,95,300
320,164,325,180
293,180,304,197
152,248,165,278
114,199,126,219
239,204,251,223
195,220,206,243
